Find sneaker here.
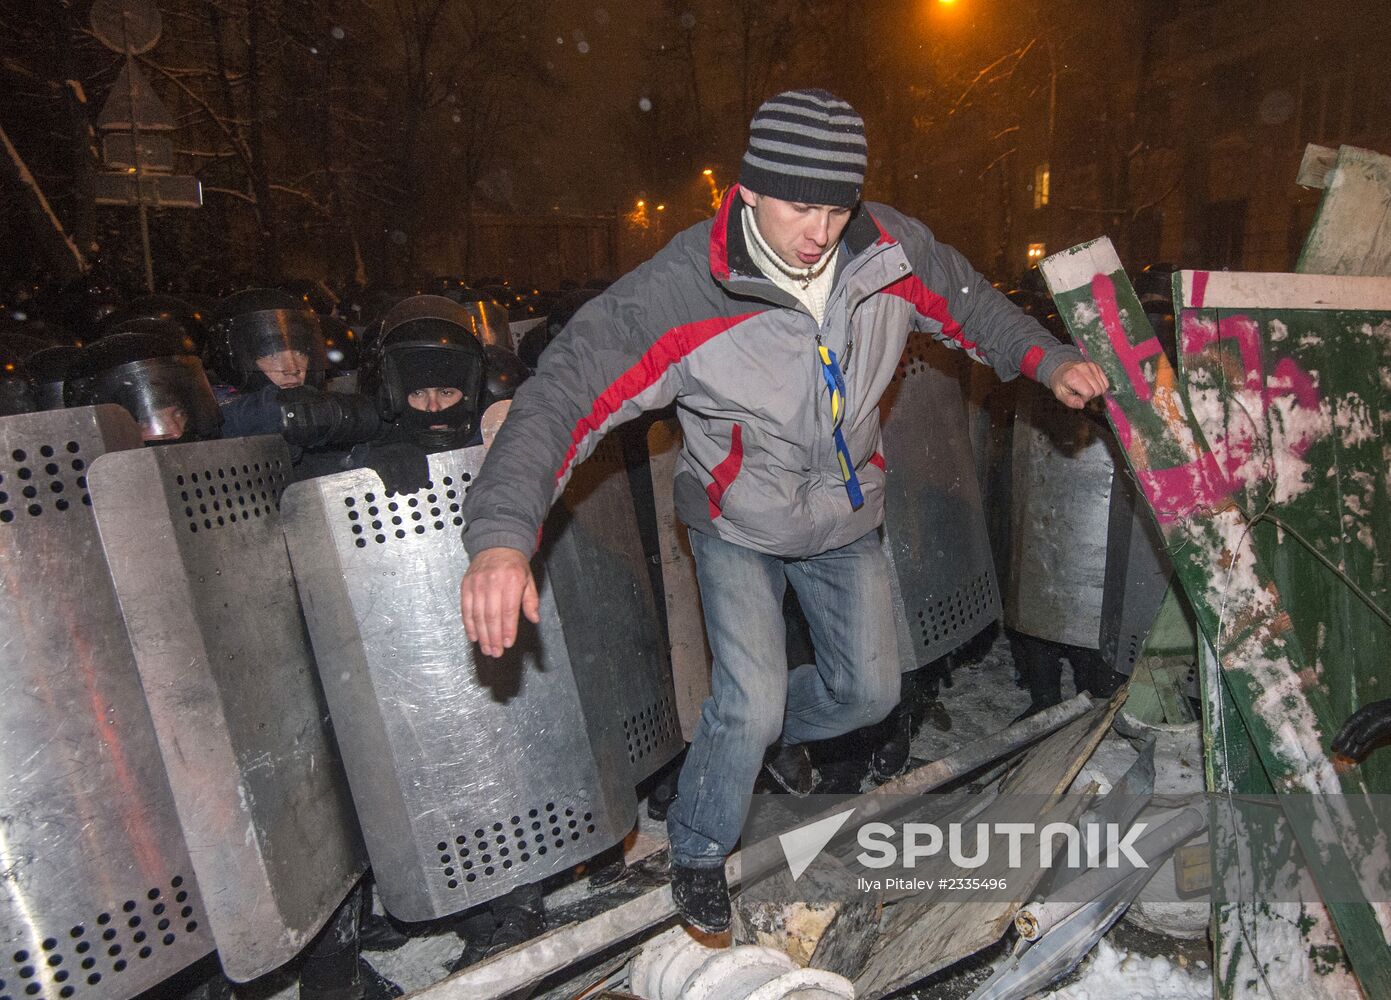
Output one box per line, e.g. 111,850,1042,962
670,863,731,934
763,740,815,796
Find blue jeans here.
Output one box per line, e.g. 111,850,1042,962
666,527,902,868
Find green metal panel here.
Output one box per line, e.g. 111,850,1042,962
1175,271,1391,795
1041,239,1391,997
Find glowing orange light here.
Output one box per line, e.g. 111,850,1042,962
656,204,666,211
702,169,713,176
636,199,645,207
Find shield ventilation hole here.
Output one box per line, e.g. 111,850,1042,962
0,875,200,1000
435,799,597,890
914,570,997,653
344,473,471,548
0,440,91,524
623,695,678,765
177,459,286,534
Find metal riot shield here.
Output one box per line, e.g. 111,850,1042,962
0,405,216,1000
543,434,684,784
280,447,633,922
87,436,365,982
1099,462,1174,675
648,419,711,739
1005,383,1115,648
879,333,1002,668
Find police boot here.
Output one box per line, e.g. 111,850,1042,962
1010,632,1064,723
870,703,911,783
671,863,731,934
763,739,815,796
587,843,628,889
449,883,546,972
646,753,683,821
299,885,402,1000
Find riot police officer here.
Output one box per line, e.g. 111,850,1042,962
64,322,222,444
209,288,379,479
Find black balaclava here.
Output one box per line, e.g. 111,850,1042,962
390,345,480,451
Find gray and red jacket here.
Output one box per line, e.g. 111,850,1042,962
462,186,1082,559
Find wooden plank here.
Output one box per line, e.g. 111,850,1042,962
852,695,1123,998
1297,145,1391,276
1041,238,1391,997
1149,664,1195,726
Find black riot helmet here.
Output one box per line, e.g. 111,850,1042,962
57,277,125,341
208,288,327,391
482,344,530,409
112,294,210,354
362,295,487,451
519,287,599,369
0,330,54,362
3,317,83,348
1134,265,1177,365
0,337,40,416
26,344,83,411
456,297,517,351
319,315,361,377
282,279,338,317
65,324,221,444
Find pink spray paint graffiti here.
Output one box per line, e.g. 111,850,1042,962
1180,311,1327,503
1086,272,1324,524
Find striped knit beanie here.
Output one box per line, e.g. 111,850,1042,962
739,89,867,208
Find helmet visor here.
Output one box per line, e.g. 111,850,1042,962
458,301,512,349
90,355,222,442
226,310,327,387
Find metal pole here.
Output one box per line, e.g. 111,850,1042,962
123,11,155,293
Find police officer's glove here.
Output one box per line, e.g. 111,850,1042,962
280,388,381,448
363,441,431,497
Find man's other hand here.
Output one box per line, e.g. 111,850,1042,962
1049,360,1110,409
460,546,540,658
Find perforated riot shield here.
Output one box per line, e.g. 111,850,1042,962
281,447,634,922
1099,464,1174,674
543,434,684,783
879,334,1001,668
1005,384,1115,648
648,419,710,740
1,406,216,1000
88,436,365,982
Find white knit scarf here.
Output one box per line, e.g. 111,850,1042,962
741,207,839,325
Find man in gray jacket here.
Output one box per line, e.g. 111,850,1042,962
459,89,1107,932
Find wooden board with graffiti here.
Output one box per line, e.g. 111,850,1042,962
1040,238,1391,997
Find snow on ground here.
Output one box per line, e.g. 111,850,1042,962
1048,939,1209,1000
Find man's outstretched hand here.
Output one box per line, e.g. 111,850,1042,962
1049,360,1110,409
460,546,540,658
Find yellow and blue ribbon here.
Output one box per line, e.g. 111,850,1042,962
817,344,864,510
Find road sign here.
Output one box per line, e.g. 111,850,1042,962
94,172,202,209
101,132,175,172
97,61,174,131
89,0,162,55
